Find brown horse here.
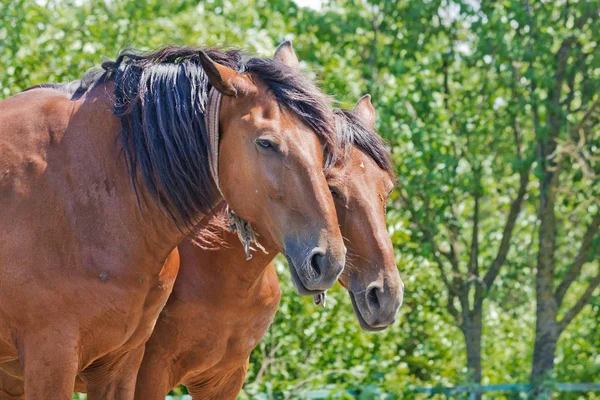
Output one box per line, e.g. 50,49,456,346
0,98,402,400
0,43,345,400
128,94,403,400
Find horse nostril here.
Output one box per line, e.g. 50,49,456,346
310,250,324,277
366,285,382,312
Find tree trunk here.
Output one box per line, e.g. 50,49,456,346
532,227,559,398
461,309,482,400
531,234,558,384
531,313,558,380
531,166,559,397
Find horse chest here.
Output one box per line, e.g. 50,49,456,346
212,305,277,368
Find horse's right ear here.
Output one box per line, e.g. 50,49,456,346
354,94,376,129
198,51,258,97
274,41,299,70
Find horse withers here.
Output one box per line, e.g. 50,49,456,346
0,42,344,399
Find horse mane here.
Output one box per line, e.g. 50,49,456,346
76,45,337,229
23,82,80,94
22,67,105,99
333,108,396,181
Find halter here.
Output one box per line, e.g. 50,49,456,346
206,87,266,260
206,87,224,198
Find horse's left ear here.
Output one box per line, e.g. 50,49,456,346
354,94,376,129
199,51,258,97
274,41,299,70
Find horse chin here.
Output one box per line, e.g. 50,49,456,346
348,291,388,332
286,255,325,296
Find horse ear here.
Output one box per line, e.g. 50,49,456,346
198,51,258,97
354,94,376,129
274,41,299,70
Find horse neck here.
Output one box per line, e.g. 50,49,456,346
72,83,191,266
177,225,278,303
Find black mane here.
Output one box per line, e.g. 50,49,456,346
92,46,337,228
334,108,396,180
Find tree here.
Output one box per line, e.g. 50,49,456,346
471,0,600,393
518,0,600,389
284,0,600,396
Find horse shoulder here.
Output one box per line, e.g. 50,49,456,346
0,89,74,199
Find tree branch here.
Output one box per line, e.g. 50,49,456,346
470,168,483,307
442,55,456,130
523,0,541,135
574,96,600,134
447,293,460,322
555,213,600,306
482,173,530,291
513,116,524,162
254,341,284,383
558,272,600,333
284,369,352,399
442,220,462,276
546,95,600,189
468,168,481,278
365,7,380,95
433,250,457,295
399,192,460,295
482,126,531,292
549,36,576,118
574,4,599,30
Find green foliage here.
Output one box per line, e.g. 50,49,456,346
3,0,599,398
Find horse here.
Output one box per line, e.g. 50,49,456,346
0,42,345,400
0,91,403,400
0,96,404,400
127,94,404,399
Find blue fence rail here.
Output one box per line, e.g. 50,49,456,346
161,383,600,399
413,383,600,399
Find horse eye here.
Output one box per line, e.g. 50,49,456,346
256,139,277,151
329,187,340,198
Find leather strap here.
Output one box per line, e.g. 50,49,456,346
206,87,223,196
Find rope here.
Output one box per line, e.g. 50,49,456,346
227,208,268,260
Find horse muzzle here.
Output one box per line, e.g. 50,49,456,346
284,240,344,295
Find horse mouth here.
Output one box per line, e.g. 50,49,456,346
348,291,388,332
286,255,325,296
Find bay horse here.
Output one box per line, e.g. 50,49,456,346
0,97,404,400
128,94,403,399
0,42,345,400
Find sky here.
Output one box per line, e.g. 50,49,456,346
293,0,324,10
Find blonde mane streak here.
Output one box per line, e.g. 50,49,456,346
189,204,232,250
